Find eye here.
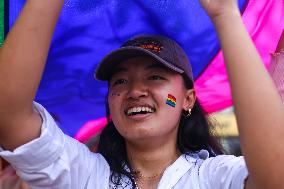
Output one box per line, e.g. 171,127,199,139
148,75,164,80
113,79,128,85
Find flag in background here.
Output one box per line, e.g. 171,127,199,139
7,0,284,137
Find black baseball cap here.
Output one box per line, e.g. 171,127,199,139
95,35,193,82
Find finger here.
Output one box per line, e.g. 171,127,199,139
0,166,16,179
20,180,31,189
1,176,18,189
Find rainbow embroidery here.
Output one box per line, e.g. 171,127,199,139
166,94,176,107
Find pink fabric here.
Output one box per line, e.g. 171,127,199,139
74,117,107,143
195,0,284,113
76,0,284,142
269,51,284,103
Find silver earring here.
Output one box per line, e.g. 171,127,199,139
185,108,192,117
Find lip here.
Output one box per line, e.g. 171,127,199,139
124,103,155,113
126,112,153,121
123,102,156,120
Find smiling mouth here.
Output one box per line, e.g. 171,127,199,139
125,106,156,116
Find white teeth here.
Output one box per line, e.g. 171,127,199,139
126,106,155,116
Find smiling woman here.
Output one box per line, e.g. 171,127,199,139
0,0,284,189
98,53,223,188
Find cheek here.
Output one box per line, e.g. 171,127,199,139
154,91,183,118
157,83,185,117
155,85,184,108
159,100,183,133
162,101,183,123
108,94,121,117
108,93,125,125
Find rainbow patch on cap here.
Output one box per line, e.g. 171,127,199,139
166,94,176,107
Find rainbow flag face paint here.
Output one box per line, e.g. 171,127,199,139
166,94,176,107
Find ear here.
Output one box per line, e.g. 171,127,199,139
183,89,196,111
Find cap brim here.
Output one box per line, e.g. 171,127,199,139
95,46,184,81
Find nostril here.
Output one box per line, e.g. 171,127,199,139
126,89,149,100
126,81,148,97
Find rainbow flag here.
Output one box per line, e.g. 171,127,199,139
166,94,176,108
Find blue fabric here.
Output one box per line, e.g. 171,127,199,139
9,0,248,136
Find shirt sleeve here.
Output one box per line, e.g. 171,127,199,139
0,102,110,189
198,155,249,189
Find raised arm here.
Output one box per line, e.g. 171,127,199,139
199,0,284,189
0,0,64,150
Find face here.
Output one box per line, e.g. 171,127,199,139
108,56,195,143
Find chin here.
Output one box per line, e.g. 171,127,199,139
124,134,160,145
119,126,157,140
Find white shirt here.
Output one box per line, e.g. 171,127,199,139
0,102,248,189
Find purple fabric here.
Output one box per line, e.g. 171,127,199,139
195,0,284,112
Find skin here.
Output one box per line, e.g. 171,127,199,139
0,168,31,189
0,0,64,150
0,0,284,188
0,159,31,189
108,57,195,189
200,0,284,188
108,57,195,143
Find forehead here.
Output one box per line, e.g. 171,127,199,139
111,56,170,76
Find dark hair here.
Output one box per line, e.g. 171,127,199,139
97,75,223,188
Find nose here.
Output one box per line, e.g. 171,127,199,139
126,80,148,100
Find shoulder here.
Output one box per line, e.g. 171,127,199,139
182,151,248,189
183,151,246,176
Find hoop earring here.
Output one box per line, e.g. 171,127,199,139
184,108,192,118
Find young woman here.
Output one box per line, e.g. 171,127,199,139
0,0,284,188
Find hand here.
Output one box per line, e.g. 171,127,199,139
198,0,240,21
0,166,31,189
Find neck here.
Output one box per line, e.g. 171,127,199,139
126,138,181,178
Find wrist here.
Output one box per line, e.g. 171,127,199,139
27,0,64,10
211,10,242,31
210,8,241,25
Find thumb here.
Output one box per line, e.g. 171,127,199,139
198,0,210,7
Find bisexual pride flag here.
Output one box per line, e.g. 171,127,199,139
5,0,284,138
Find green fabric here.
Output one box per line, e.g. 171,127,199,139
0,0,4,47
